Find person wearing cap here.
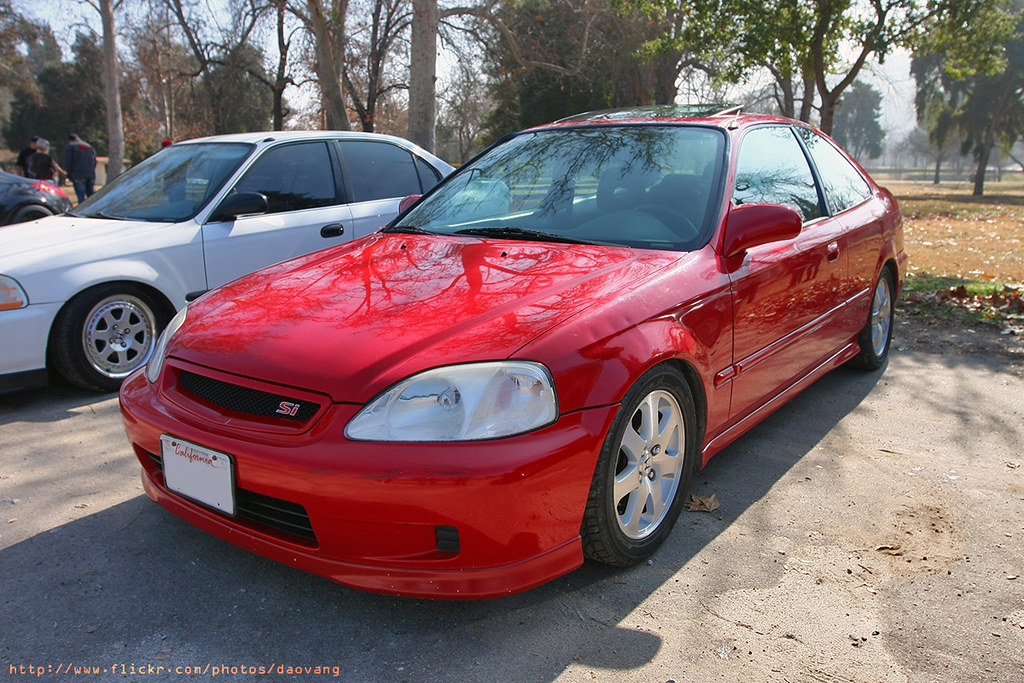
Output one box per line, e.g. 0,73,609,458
64,133,97,202
15,136,39,177
26,138,65,185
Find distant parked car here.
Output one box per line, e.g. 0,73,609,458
120,106,906,599
0,131,453,392
0,170,72,224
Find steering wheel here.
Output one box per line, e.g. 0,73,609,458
636,203,699,239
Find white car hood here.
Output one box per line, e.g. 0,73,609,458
0,214,202,305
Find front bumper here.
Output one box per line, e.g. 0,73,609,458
120,369,617,599
0,302,61,391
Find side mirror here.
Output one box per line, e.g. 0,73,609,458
208,192,269,222
722,203,802,258
398,194,421,214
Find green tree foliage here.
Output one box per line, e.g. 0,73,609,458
0,1,61,149
913,0,1024,195
831,81,885,160
622,0,996,134
4,33,108,157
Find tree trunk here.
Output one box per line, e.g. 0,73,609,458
307,0,351,131
272,0,289,131
774,72,795,118
798,74,815,123
818,89,841,135
100,0,125,178
408,0,438,152
973,117,1001,196
933,157,942,184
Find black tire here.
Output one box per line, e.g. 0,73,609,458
581,364,698,566
849,269,895,371
50,284,169,392
10,204,53,224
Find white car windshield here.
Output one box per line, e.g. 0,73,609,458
73,142,253,222
396,126,726,251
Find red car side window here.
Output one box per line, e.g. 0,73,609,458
733,126,824,221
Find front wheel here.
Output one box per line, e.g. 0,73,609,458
51,284,169,391
581,365,698,566
849,269,895,370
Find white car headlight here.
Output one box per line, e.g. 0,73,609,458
0,275,28,311
145,306,188,383
345,361,557,442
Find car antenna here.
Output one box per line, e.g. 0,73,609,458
713,105,743,128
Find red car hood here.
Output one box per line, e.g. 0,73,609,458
169,233,683,402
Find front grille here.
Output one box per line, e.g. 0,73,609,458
178,370,320,422
147,451,317,543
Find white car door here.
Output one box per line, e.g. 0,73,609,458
338,139,442,239
201,140,355,288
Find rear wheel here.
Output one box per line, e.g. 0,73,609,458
51,284,169,391
10,205,53,224
849,269,895,370
581,365,698,566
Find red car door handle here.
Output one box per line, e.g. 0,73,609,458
321,224,345,238
827,241,840,262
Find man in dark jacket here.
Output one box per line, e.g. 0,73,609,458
15,136,39,177
64,133,97,203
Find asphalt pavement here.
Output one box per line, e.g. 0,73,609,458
1,346,1022,682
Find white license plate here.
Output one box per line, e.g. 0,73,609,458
161,435,235,515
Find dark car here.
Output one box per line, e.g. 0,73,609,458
0,171,72,224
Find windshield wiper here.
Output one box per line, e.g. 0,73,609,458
76,210,127,220
454,226,615,246
385,224,435,235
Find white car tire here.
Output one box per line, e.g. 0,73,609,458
51,284,170,392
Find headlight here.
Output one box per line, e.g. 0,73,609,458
345,361,557,441
0,276,28,311
145,306,188,383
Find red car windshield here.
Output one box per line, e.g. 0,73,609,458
399,126,727,251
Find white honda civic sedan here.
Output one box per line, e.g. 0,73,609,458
0,131,452,392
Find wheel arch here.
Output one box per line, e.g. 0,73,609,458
8,202,54,223
45,280,177,364
655,357,709,465
528,312,720,453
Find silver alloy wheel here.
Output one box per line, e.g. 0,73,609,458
613,389,686,540
869,275,893,357
81,294,159,379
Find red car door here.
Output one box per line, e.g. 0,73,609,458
726,125,852,421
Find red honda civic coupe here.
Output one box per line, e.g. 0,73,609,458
120,107,906,599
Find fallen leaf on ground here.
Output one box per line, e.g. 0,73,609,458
684,493,720,512
875,544,902,553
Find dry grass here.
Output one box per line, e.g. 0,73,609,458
887,180,1023,345
890,180,1024,284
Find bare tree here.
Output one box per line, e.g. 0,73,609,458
344,0,410,132
158,0,297,131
